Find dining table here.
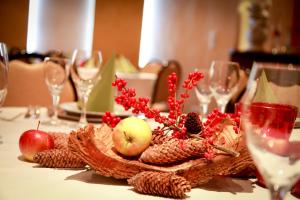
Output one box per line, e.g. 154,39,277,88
0,106,299,200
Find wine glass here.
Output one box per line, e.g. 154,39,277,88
43,57,70,125
242,63,300,200
0,43,9,108
194,68,212,117
70,49,102,127
209,61,240,113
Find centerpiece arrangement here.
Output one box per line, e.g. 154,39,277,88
20,70,255,198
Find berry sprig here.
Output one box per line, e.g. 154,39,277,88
110,71,204,139
166,71,204,139
102,112,121,128
107,71,241,160
185,109,241,159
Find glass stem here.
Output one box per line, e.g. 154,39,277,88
52,94,60,121
201,103,209,117
269,185,289,200
79,94,88,125
218,103,227,113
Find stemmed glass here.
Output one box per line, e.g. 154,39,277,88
70,49,102,127
194,68,212,117
43,57,70,125
0,43,8,108
242,63,300,200
209,61,240,113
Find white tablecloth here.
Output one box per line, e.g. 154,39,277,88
0,107,298,200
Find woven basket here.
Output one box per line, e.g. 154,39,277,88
68,124,254,187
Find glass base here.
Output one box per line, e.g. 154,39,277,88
41,118,63,126
77,120,88,128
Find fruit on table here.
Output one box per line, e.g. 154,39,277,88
19,129,54,161
112,117,152,156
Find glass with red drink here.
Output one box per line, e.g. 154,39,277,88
242,63,300,200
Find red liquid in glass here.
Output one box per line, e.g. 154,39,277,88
250,102,299,197
249,102,298,139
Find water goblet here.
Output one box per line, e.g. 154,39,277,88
43,57,69,125
0,42,9,108
70,49,102,127
242,63,300,200
194,68,212,117
209,60,240,113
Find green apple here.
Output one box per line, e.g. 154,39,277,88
112,117,152,156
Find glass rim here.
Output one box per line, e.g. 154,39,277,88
248,102,298,111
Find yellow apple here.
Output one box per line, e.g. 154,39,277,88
112,117,152,156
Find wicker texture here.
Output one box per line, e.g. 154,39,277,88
48,132,69,149
33,149,86,168
140,138,206,165
68,124,253,187
150,130,176,145
128,171,191,199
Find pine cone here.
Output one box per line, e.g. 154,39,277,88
128,171,191,199
151,130,176,145
184,112,203,134
48,132,69,149
33,149,86,168
140,138,206,165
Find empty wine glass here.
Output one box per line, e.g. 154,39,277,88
209,60,240,113
0,43,9,108
70,49,102,127
43,57,70,125
194,68,212,117
242,63,300,200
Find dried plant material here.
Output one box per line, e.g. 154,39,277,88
128,171,191,199
140,138,206,165
150,130,176,145
213,119,241,154
48,132,69,149
184,112,203,134
231,165,256,178
33,149,86,168
68,124,254,189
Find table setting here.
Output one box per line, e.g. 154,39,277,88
0,42,300,200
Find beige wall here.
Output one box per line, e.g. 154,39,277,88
0,0,29,49
146,0,296,112
93,0,143,66
144,0,240,112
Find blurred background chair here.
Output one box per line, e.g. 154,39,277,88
8,47,65,64
150,60,182,111
139,59,164,74
225,68,249,113
4,60,75,107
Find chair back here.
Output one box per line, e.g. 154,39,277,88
140,60,163,74
151,60,182,105
4,60,75,106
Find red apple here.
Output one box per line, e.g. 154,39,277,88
19,129,54,161
112,117,152,157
